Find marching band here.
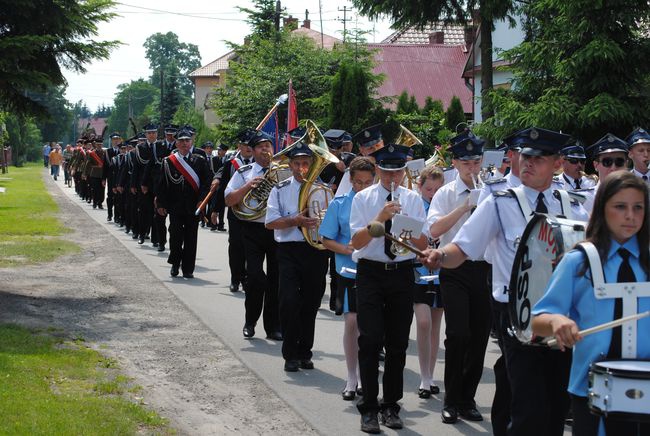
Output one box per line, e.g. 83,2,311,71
62,120,650,436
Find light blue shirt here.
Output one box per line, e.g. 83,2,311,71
533,236,650,396
319,190,356,279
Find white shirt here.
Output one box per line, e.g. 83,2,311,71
265,177,306,242
632,168,650,186
350,183,426,263
561,172,597,190
426,174,474,247
452,185,589,302
477,172,521,204
224,162,267,223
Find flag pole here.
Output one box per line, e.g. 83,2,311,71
256,94,288,130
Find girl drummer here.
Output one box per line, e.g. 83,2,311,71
532,171,650,435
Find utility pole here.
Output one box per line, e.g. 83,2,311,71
275,1,281,32
337,6,351,43
318,0,324,48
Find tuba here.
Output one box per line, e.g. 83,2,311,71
297,120,340,250
231,151,292,221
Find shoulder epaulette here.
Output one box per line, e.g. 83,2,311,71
553,189,583,205
192,153,206,160
493,190,513,198
276,179,291,189
484,177,506,186
237,164,253,173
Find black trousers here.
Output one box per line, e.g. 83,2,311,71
90,177,105,206
113,191,123,223
227,215,246,285
167,212,199,274
503,323,571,436
439,260,491,409
241,221,279,335
277,242,329,361
491,299,512,436
571,394,650,436
126,191,138,231
151,190,167,246
106,183,114,217
137,190,153,238
356,259,415,415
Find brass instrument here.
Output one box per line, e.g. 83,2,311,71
231,151,291,221
389,181,410,257
297,120,340,250
395,124,422,189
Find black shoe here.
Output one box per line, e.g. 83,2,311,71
138,237,145,244
125,227,130,234
98,205,103,209
229,283,239,293
356,386,364,396
153,242,159,248
170,265,179,277
430,384,440,395
459,407,483,421
200,221,205,228
284,360,299,372
182,273,194,279
210,226,217,232
360,412,380,434
266,331,283,341
441,406,459,424
299,359,314,370
243,325,255,339
132,233,139,240
418,388,431,399
157,244,165,252
93,204,97,209
341,389,356,401
144,234,149,240
380,408,403,429
107,216,112,222
217,226,226,232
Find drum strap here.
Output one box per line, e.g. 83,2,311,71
554,189,573,219
578,241,650,358
508,187,533,221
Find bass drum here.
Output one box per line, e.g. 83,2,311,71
508,213,586,344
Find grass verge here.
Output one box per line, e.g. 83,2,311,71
0,164,79,267
0,324,171,435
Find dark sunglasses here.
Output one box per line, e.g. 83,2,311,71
599,157,627,168
566,158,585,165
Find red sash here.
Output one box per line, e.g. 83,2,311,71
89,150,104,167
168,153,199,192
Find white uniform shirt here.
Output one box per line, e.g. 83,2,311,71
265,176,305,242
350,183,426,263
426,174,474,247
477,172,521,204
632,168,650,186
452,185,589,303
224,162,267,223
561,173,597,190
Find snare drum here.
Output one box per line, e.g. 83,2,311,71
508,213,586,343
589,359,650,422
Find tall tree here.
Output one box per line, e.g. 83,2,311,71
238,0,284,40
351,0,514,121
32,86,73,143
445,96,466,132
144,32,201,98
481,0,650,143
0,0,119,116
107,79,158,137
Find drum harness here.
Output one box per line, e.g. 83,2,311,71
578,242,650,358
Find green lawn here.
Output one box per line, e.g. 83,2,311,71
0,324,170,435
0,164,79,267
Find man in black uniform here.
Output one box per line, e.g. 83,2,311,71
146,128,172,251
118,137,139,236
162,124,178,151
110,142,127,226
156,128,212,279
131,124,158,244
104,132,122,221
84,138,106,209
213,130,255,292
210,143,228,231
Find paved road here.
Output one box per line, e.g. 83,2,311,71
57,182,499,435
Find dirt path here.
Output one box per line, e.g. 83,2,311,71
0,174,316,435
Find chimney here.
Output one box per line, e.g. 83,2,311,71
429,31,444,44
464,26,475,51
302,8,311,29
283,15,298,30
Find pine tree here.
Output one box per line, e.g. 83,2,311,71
445,96,466,132
396,91,411,114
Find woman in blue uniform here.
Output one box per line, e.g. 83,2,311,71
532,171,650,436
320,157,376,401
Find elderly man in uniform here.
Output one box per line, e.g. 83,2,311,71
350,144,428,433
265,141,330,372
625,127,650,184
421,127,589,436
155,128,212,279
225,130,281,341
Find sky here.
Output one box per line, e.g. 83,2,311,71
64,0,395,111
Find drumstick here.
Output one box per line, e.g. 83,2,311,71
366,221,426,257
546,310,650,347
194,189,215,216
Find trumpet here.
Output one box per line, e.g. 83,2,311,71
389,181,410,257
